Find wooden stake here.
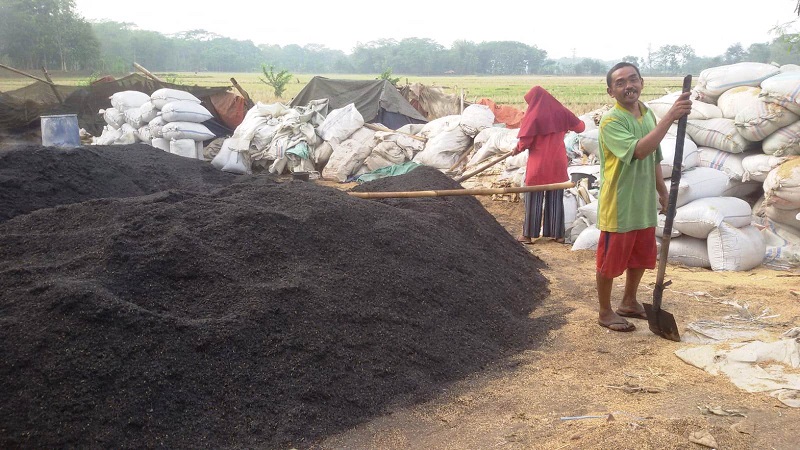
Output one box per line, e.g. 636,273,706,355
0,62,53,85
348,181,574,199
454,152,514,183
41,66,64,104
230,77,255,109
133,62,164,87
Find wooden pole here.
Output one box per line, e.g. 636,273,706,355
230,77,255,109
454,152,514,183
348,181,574,199
133,62,164,86
0,62,53,85
447,144,474,173
41,66,64,104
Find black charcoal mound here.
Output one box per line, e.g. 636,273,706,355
0,149,549,448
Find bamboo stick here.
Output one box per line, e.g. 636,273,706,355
230,77,255,109
0,62,53,85
447,144,474,173
348,181,574,199
133,62,164,86
41,66,64,104
454,152,513,183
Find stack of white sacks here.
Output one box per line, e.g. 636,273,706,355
94,88,215,160
211,100,495,181
570,62,800,271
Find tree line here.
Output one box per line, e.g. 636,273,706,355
1,0,798,77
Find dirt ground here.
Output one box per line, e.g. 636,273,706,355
317,193,800,450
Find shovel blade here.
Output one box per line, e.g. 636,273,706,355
643,303,681,342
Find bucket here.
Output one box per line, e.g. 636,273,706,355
40,114,80,148
292,171,310,182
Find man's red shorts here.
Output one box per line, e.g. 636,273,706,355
596,227,657,279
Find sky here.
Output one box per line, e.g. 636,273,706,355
73,0,799,61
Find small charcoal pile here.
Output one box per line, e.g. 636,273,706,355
0,146,550,449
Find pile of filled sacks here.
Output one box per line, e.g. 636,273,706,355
94,88,216,160
210,100,496,182
569,62,800,271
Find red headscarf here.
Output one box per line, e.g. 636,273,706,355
517,86,581,138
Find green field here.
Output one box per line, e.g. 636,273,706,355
0,71,685,116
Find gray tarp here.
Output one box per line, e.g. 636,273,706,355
289,77,427,130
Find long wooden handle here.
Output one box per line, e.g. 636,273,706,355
454,151,514,182
654,74,693,310
230,77,255,109
133,62,164,86
349,181,574,199
0,63,53,85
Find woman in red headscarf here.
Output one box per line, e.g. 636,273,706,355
513,86,585,244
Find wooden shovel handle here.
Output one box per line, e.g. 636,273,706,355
349,181,574,199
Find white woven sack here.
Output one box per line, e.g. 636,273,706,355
161,100,213,123
577,201,598,224
139,101,158,123
151,137,170,152
707,223,766,271
148,115,166,138
420,114,460,139
686,118,757,154
110,90,150,111
317,103,365,145
666,235,710,268
648,92,722,120
717,86,762,119
763,205,800,233
169,138,197,158
115,123,138,145
322,127,376,182
150,88,201,109
413,126,471,169
660,136,699,178
673,196,753,239
136,125,152,143
760,71,800,115
161,121,215,141
459,104,495,137
694,62,780,103
762,120,800,156
364,142,410,172
734,101,799,142
313,141,334,166
763,158,800,210
564,189,580,226
211,138,233,169
101,107,125,129
742,153,789,182
221,148,251,175
656,214,681,238
124,107,144,128
670,167,732,208
93,125,122,145
696,147,753,181
579,128,600,157
722,178,763,198
468,127,518,167
571,225,600,251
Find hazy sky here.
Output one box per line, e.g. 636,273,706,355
73,0,799,60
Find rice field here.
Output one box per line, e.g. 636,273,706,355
0,71,685,116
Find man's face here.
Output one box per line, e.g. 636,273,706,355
607,66,643,107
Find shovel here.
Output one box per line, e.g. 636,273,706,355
643,74,692,342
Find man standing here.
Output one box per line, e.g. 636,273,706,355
596,62,692,332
